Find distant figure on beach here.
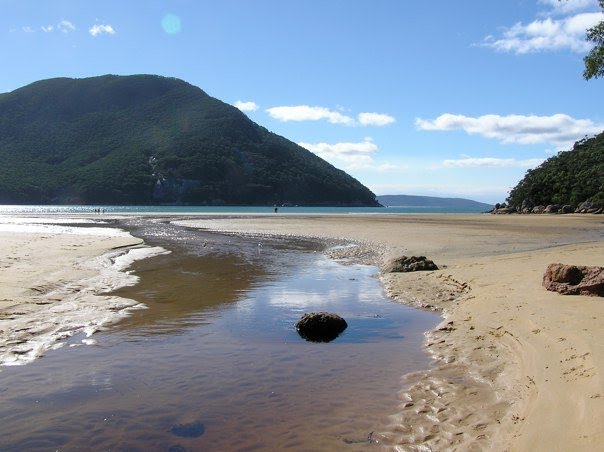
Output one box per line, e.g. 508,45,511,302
274,207,278,213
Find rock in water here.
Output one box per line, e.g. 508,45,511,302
381,256,438,273
543,263,604,297
170,421,205,438
295,312,348,342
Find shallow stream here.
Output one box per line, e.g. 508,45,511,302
0,219,439,450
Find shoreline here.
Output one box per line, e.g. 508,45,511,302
173,213,604,450
0,219,168,366
1,213,603,450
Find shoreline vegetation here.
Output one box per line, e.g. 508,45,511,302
1,213,603,450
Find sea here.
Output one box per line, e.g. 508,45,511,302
0,204,489,215
0,208,453,450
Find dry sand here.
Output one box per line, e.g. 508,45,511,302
174,213,604,451
1,213,603,450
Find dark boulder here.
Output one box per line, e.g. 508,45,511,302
543,263,604,297
295,312,348,342
382,256,438,273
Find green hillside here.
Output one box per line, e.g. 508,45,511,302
0,75,379,206
506,132,604,210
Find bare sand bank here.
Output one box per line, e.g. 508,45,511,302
0,220,167,365
174,213,604,451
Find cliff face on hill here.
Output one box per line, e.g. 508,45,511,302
0,74,379,206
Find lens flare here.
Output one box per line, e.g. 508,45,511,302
161,14,182,34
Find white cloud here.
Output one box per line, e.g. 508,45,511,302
538,0,598,15
483,0,603,54
89,24,115,37
234,100,259,112
358,112,396,126
415,113,603,147
22,26,34,33
299,138,377,161
266,105,354,125
58,20,76,33
374,162,409,172
41,25,54,33
442,157,545,168
266,105,396,127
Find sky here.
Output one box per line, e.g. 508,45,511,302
2,0,603,203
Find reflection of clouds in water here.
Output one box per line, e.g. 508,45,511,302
262,258,384,309
266,288,332,309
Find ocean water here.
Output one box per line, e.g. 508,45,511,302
0,204,488,215
0,218,440,450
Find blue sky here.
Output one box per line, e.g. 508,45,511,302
2,0,603,203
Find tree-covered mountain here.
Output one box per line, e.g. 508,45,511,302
0,75,379,206
507,131,604,209
377,194,492,210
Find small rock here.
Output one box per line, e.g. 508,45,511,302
295,312,348,342
382,256,438,273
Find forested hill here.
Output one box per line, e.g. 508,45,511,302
0,75,379,206
507,132,604,210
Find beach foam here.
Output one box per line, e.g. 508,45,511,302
0,219,168,366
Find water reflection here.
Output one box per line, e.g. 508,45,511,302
0,220,440,451
111,252,268,335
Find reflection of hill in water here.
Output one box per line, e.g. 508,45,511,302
111,252,268,334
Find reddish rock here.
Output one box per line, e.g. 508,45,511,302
543,263,604,297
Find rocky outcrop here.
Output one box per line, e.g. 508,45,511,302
382,256,438,273
295,312,348,342
491,199,603,215
543,263,604,297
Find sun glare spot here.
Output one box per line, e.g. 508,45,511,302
161,14,182,34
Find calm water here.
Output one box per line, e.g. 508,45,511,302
0,219,439,451
0,204,488,215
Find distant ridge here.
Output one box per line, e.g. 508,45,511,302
377,194,493,210
0,74,379,206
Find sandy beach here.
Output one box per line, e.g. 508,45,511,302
1,213,603,450
174,213,604,451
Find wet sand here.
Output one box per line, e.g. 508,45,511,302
175,213,604,451
0,220,167,365
1,213,603,450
